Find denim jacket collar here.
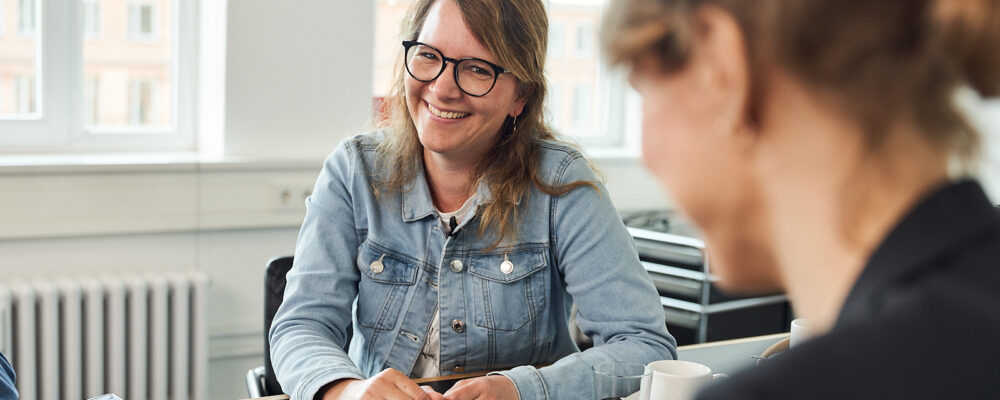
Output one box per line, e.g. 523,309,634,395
401,159,495,222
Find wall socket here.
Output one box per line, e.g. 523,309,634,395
272,183,313,211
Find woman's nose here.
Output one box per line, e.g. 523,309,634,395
428,62,463,100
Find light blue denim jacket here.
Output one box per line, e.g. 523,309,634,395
269,130,676,400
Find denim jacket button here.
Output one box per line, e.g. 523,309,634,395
500,260,514,275
450,259,464,273
452,365,465,373
370,254,386,274
451,319,465,333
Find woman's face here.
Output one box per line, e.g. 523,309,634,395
406,0,526,161
631,60,778,292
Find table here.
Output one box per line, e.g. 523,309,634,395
677,332,789,375
239,372,486,400
242,333,790,400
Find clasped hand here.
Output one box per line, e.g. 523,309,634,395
322,368,519,400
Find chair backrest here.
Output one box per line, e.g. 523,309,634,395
263,255,294,396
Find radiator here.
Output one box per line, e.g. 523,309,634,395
0,272,209,400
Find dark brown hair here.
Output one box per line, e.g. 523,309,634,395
375,0,596,248
602,0,1000,166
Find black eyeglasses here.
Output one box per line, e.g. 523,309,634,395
402,40,509,97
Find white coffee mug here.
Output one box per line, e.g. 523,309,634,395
790,318,814,347
646,360,727,400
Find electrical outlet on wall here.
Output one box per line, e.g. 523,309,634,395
272,183,314,212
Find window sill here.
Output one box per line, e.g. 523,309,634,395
0,151,323,175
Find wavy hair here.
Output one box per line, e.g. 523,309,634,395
374,0,597,248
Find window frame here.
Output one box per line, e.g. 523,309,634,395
0,0,197,153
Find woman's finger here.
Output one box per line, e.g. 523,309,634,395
421,385,447,400
381,368,430,400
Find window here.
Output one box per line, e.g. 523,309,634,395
18,0,35,36
549,21,564,56
547,83,561,126
1,0,38,119
128,2,158,41
572,84,591,130
83,0,101,39
14,74,34,114
88,0,174,132
129,79,157,126
547,0,627,147
1,0,194,151
84,76,99,126
575,23,593,57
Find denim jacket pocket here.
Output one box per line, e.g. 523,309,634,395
356,243,418,331
468,248,548,331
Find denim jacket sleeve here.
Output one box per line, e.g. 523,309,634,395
269,139,366,400
493,154,678,399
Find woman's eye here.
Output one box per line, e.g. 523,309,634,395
467,64,492,76
418,51,439,61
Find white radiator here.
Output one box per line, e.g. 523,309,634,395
0,272,209,400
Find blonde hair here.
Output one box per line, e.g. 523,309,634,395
375,0,596,248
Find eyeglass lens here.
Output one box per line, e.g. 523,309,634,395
406,44,498,96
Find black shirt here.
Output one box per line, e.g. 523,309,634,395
697,180,1000,399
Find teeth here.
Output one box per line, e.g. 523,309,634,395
428,103,469,119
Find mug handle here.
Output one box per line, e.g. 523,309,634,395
712,373,729,382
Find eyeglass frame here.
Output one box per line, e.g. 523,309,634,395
401,40,510,97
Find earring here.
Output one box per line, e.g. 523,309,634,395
511,114,518,133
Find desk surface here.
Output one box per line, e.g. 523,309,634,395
677,332,788,375
243,333,789,400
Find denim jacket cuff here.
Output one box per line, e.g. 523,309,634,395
491,366,548,400
296,367,365,400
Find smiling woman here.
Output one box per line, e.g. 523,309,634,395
380,0,588,238
268,1,677,399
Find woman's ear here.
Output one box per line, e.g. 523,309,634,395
694,5,754,139
511,83,533,117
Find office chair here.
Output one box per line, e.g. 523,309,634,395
246,255,294,397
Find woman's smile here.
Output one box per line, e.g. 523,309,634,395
427,102,470,120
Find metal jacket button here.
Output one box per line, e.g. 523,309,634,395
452,365,465,373
500,254,514,275
370,254,385,274
451,319,465,333
450,259,464,273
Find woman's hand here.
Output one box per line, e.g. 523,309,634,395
443,375,519,400
319,368,444,400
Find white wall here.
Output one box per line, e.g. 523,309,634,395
224,1,375,158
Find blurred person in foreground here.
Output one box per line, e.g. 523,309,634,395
269,0,676,399
603,0,1000,398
